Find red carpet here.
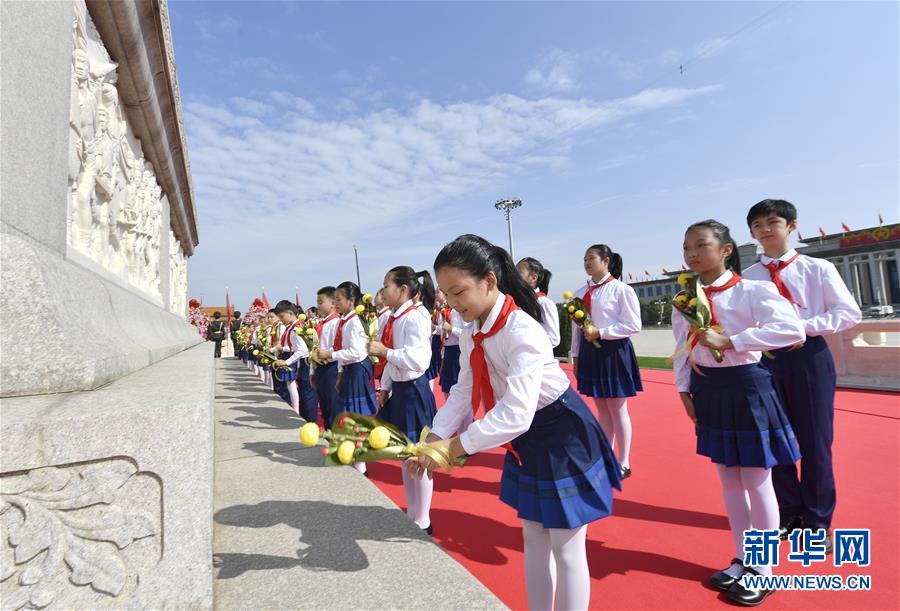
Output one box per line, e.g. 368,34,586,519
367,366,900,610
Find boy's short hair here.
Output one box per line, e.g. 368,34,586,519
317,286,336,299
267,308,277,314
746,199,797,227
273,300,297,315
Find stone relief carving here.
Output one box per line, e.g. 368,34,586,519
0,458,161,609
67,0,163,299
169,230,188,315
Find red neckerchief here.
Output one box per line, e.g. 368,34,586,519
280,320,300,350
582,275,614,314
333,312,357,352
763,252,802,307
470,295,522,465
316,312,338,338
690,273,742,351
381,304,416,349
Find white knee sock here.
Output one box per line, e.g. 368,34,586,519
522,520,556,611
410,473,433,529
740,467,778,577
287,380,300,414
402,467,419,520
549,525,590,610
716,464,752,577
592,398,614,445
607,397,632,469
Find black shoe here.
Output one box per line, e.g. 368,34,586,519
822,530,833,555
726,568,773,606
710,558,745,592
422,523,433,536
620,466,632,480
778,515,802,540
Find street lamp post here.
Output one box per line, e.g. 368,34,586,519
353,244,361,288
494,198,523,258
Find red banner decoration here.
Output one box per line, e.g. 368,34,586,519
839,224,900,249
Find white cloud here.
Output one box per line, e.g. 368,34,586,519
270,91,316,116
524,49,581,93
231,97,272,117
183,84,720,281
195,14,240,40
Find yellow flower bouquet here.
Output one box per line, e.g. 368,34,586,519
357,293,381,364
562,291,601,348
671,273,725,364
299,413,467,469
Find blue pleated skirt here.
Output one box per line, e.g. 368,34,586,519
426,334,443,380
439,345,461,393
576,336,643,398
378,373,437,440
316,361,339,428
337,360,377,417
691,363,801,468
275,354,300,382
499,386,622,529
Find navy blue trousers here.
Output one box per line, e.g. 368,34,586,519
315,361,339,428
763,335,837,529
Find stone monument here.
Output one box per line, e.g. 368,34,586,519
1,0,212,607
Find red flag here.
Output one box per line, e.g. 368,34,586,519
662,267,669,275
818,227,827,238
295,287,302,309
261,287,271,310
797,230,803,240
878,212,884,225
644,270,651,277
627,272,633,282
841,222,851,233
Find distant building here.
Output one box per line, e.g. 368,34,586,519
628,224,900,308
797,223,899,307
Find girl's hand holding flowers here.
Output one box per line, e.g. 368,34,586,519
368,340,388,359
698,328,732,351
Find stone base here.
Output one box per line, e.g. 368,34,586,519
0,342,214,609
0,225,202,398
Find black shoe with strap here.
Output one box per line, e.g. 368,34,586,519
710,558,745,592
726,567,774,606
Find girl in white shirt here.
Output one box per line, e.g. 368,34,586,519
438,306,467,398
673,220,803,606
368,266,438,534
408,234,621,611
572,244,643,479
517,257,561,349
317,281,377,417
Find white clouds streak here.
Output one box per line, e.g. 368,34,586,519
184,84,719,299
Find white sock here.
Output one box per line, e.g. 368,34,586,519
428,379,435,391
412,474,433,529
741,467,778,578
549,525,590,610
522,520,556,611
402,467,419,520
606,397,632,469
592,398,614,446
353,462,366,474
716,464,752,575
287,380,300,414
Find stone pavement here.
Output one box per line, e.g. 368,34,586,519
212,357,504,610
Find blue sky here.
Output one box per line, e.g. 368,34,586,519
170,1,899,311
